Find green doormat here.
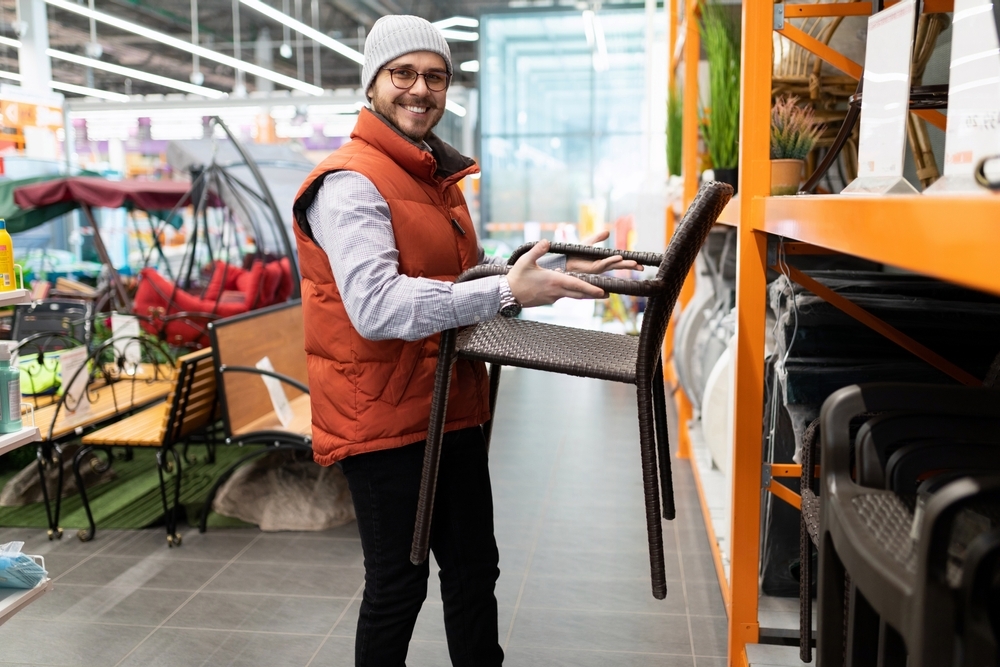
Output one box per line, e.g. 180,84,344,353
0,445,266,530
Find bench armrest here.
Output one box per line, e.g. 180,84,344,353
218,365,310,394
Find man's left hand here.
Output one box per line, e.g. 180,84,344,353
564,230,640,274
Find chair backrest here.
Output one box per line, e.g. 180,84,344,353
12,299,92,353
208,300,306,437
161,347,217,445
637,181,733,380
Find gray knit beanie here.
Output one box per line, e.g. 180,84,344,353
361,15,453,98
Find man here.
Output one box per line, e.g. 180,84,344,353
292,15,634,666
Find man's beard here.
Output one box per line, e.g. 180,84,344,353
370,92,443,143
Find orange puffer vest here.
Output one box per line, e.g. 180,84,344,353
292,108,490,466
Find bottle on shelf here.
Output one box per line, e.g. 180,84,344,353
0,344,22,433
0,219,16,292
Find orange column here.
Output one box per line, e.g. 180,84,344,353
727,0,773,663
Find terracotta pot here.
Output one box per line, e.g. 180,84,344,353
770,159,803,196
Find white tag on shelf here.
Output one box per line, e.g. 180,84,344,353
256,356,293,429
925,0,1000,194
58,346,90,419
843,0,920,195
110,313,141,369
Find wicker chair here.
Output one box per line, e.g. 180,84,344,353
409,181,733,600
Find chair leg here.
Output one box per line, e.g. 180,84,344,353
652,360,676,520
846,583,880,667
877,619,906,667
36,446,62,540
800,513,813,663
637,382,667,599
157,446,183,547
481,363,502,454
72,445,98,543
817,530,848,667
410,328,458,566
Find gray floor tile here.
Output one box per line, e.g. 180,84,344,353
55,555,225,590
166,591,352,635
235,533,364,567
690,614,729,657
14,583,191,626
306,635,355,667
695,657,729,667
518,573,691,615
527,544,684,582
204,561,364,597
0,618,152,665
681,552,723,583
117,627,325,667
504,646,697,667
110,528,259,561
507,607,694,654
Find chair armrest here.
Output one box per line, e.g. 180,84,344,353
218,365,310,394
455,260,662,296
508,242,663,267
919,476,1000,582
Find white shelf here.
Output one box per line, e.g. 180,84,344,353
0,289,30,308
0,579,52,626
759,593,815,639
0,426,40,457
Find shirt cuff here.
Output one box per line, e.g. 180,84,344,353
453,275,502,326
538,253,568,271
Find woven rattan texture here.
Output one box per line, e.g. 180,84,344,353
803,489,821,545
507,242,664,268
852,493,918,574
457,317,639,385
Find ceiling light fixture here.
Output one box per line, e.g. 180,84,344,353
0,69,130,102
44,0,324,95
438,29,479,42
48,49,227,98
239,0,363,64
445,100,467,117
459,60,479,73
432,17,479,30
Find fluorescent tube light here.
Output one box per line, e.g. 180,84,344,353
438,29,478,42
239,0,363,64
0,69,129,102
44,0,323,95
0,36,19,49
592,13,609,71
459,60,479,73
52,80,130,102
445,99,466,117
49,49,227,98
432,17,479,30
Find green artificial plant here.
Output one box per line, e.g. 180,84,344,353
770,95,823,160
698,0,741,171
667,83,683,177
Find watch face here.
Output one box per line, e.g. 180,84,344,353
500,303,521,318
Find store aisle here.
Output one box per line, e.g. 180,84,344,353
0,370,727,666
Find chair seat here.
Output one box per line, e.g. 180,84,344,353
457,317,639,384
80,402,168,447
850,492,918,575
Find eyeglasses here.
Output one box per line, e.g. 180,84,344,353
381,67,451,92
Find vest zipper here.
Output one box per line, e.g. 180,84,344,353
450,218,466,235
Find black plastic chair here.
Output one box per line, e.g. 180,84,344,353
957,528,1000,667
409,181,734,600
817,384,1000,667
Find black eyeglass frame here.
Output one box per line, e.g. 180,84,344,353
380,67,452,92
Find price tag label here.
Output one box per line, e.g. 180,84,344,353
110,313,141,370
58,346,90,420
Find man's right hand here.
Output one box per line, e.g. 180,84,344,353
507,240,608,308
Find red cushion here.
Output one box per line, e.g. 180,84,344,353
260,261,284,307
203,261,245,302
235,260,265,309
134,268,248,347
274,257,294,303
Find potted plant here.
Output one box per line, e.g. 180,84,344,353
667,82,682,178
770,95,822,196
699,0,740,191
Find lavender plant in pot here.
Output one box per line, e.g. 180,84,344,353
770,95,822,196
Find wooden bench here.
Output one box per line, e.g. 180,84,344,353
198,300,312,532
75,348,218,545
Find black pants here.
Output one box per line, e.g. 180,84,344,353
339,426,504,667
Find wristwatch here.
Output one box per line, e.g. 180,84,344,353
498,275,522,318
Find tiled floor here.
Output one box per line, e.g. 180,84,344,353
0,369,728,666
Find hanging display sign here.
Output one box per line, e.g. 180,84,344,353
924,0,1000,194
0,84,64,158
842,0,919,195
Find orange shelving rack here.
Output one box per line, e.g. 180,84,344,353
664,1,1000,665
